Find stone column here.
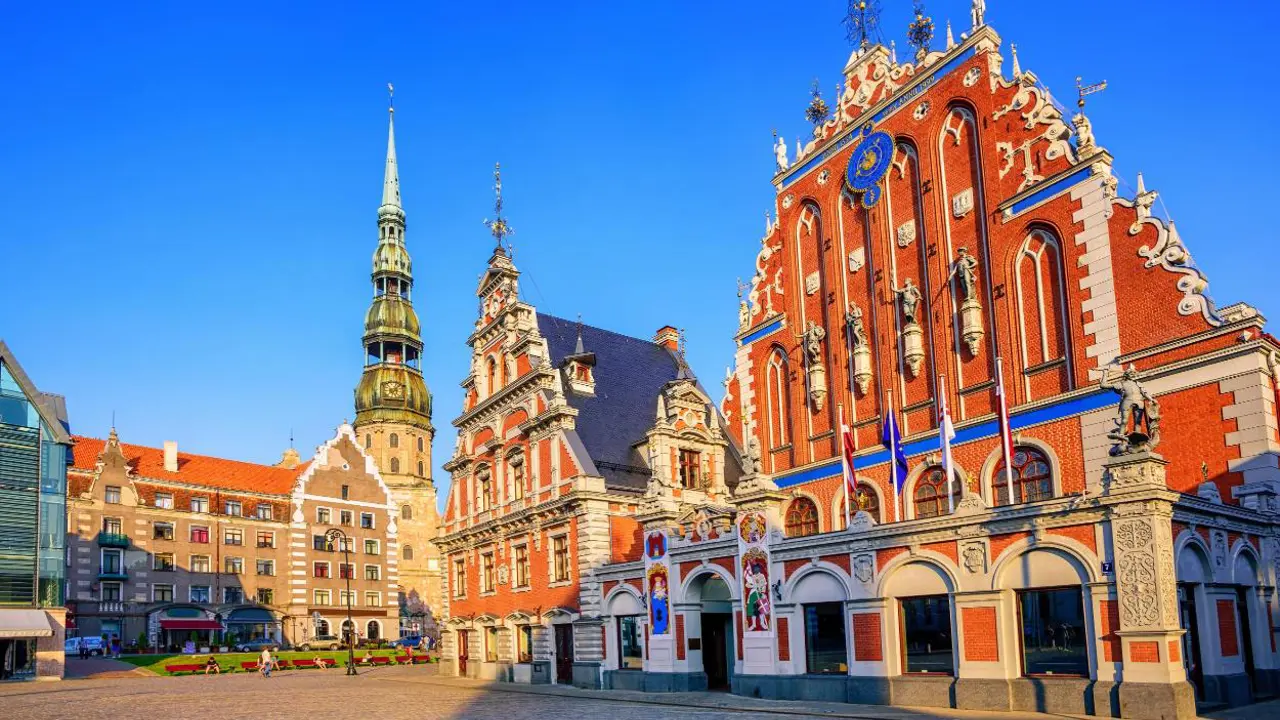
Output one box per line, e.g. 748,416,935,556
1103,452,1196,719
35,608,66,681
952,590,1013,712
847,597,891,705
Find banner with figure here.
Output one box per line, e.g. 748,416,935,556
644,529,670,635
737,511,773,636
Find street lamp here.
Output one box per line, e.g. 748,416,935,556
325,527,358,676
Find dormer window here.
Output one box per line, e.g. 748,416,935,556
679,449,702,490
563,354,596,397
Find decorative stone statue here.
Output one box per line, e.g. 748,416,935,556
774,133,790,172
1072,113,1096,156
845,303,868,347
801,321,826,364
742,437,760,476
1099,363,1161,455
971,0,986,28
893,278,923,325
737,278,751,331
953,247,979,301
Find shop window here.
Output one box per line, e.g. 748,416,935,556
995,447,1054,505
518,625,534,664
618,616,643,669
901,595,953,674
485,626,499,662
803,602,847,674
785,497,819,537
912,467,962,519
1018,587,1088,676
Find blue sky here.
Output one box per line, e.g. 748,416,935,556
2,1,1275,510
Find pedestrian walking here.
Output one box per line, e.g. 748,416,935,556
259,647,273,678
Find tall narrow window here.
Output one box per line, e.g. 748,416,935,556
995,446,1054,505
784,497,819,537
765,349,791,449
486,358,498,396
901,595,954,674
552,536,570,582
519,625,534,664
912,467,963,519
618,616,643,669
389,433,399,448
401,504,412,520
514,545,529,588
390,457,400,473
1016,229,1072,378
481,553,495,593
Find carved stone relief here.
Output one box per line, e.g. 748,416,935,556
963,66,981,87
961,541,987,574
853,553,875,585
804,271,820,296
848,248,866,273
913,101,931,120
951,188,974,218
1114,518,1160,628
818,169,831,185
896,220,917,248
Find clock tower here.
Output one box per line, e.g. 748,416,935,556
353,94,442,622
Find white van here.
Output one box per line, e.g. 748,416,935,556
64,637,105,656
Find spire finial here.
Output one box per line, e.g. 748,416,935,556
1076,75,1107,109
946,20,955,48
907,2,934,61
483,162,514,254
1011,43,1021,76
387,82,394,113
379,86,402,212
574,313,585,355
844,0,881,49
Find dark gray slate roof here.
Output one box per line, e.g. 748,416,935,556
536,313,679,492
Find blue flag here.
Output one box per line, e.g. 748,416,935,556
880,410,909,492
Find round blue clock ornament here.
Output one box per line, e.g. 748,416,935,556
845,126,894,209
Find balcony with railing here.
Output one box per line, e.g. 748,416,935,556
96,531,130,548
97,601,125,613
96,568,128,581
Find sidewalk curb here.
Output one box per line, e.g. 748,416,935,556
384,674,1071,720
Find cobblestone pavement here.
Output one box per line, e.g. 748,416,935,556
0,665,1235,720
64,656,150,679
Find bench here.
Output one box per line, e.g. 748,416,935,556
164,663,207,675
240,662,260,671
292,658,333,669
394,655,411,664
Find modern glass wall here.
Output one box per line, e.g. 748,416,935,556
0,362,39,606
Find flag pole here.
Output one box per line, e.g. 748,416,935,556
839,403,852,530
940,374,955,514
996,356,1016,503
886,391,900,524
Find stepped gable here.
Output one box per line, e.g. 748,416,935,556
538,312,680,491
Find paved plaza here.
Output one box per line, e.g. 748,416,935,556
5,661,1278,719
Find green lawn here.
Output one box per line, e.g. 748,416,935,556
118,649,430,676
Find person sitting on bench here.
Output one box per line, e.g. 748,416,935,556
204,656,221,675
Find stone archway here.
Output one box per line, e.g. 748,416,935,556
683,571,736,691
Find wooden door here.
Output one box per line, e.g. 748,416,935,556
457,630,469,676
554,625,573,684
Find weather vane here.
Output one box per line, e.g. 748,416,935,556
482,162,514,253
1076,76,1107,109
844,0,881,49
387,82,394,112
805,79,829,128
906,2,934,60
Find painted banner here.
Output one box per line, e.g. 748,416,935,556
737,511,773,636
643,529,670,635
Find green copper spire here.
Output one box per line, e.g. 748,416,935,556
355,89,432,430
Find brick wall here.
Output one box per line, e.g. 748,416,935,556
962,606,999,662
1129,641,1159,663
777,616,790,662
609,516,642,563
1217,599,1239,657
675,614,686,660
852,612,882,662
1100,599,1121,663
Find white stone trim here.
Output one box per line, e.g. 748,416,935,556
1070,178,1120,372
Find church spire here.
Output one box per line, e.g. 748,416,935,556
379,83,403,219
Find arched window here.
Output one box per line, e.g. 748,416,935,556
403,545,414,561
390,458,400,473
418,437,424,453
765,348,791,449
486,357,498,396
417,461,424,476
785,497,819,537
367,620,381,641
913,466,963,519
365,434,371,449
994,446,1054,505
854,482,881,522
401,504,412,520
389,433,399,449
315,618,330,637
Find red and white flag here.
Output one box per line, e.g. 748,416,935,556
995,356,1015,503
938,376,957,513
838,405,857,528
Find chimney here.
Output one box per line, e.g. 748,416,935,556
654,326,680,352
163,441,178,473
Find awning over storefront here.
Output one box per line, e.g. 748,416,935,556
158,619,223,631
0,610,53,638
225,608,275,624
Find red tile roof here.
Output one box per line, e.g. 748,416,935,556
70,435,305,496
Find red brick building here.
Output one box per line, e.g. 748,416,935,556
578,10,1280,720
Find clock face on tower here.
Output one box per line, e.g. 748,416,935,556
382,381,406,400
